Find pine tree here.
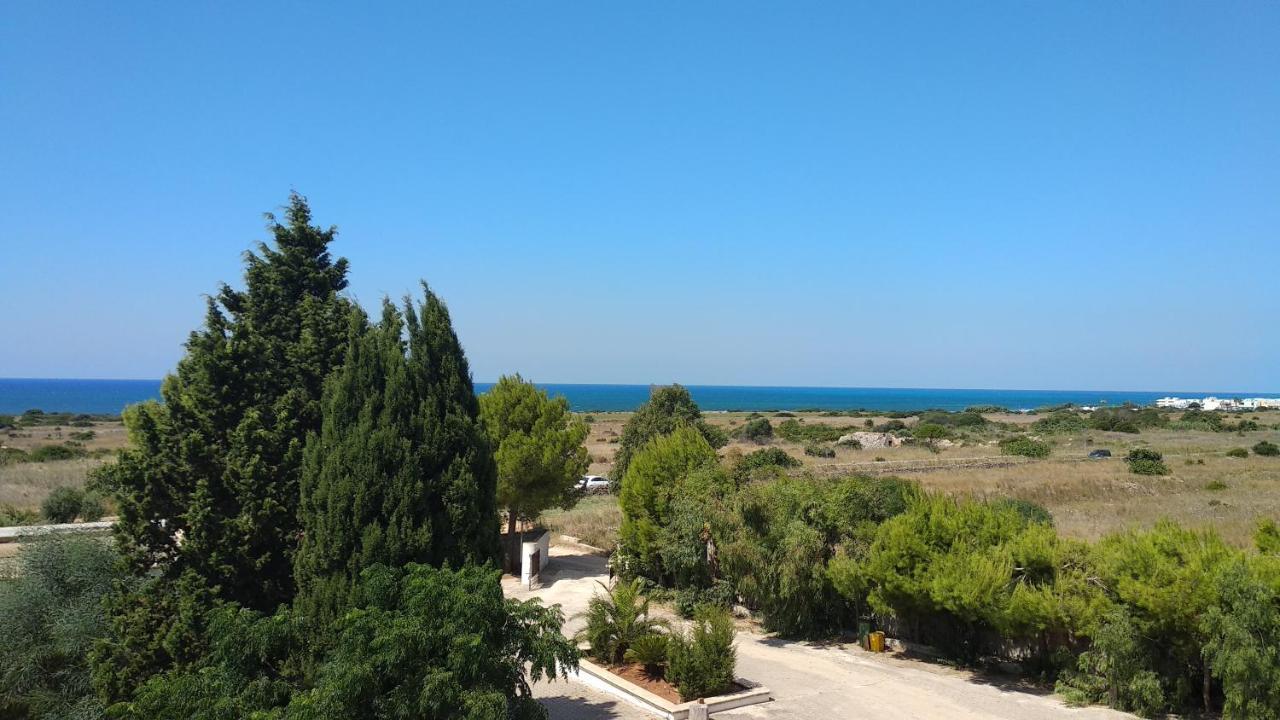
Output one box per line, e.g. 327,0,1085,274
92,193,354,699
479,374,589,568
294,287,501,628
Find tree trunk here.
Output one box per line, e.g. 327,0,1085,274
506,511,520,573
1203,657,1212,715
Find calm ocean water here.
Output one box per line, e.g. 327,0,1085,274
2,378,1276,415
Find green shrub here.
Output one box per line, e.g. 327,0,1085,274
999,435,1050,458
0,447,29,465
0,534,120,719
28,444,84,462
667,605,736,700
79,491,106,521
1205,480,1228,491
1254,440,1279,457
41,486,86,523
804,443,835,458
624,633,670,676
989,497,1054,526
0,503,39,526
575,579,668,664
736,417,773,444
732,447,800,483
1031,411,1087,434
775,419,856,443
1126,448,1168,476
910,422,951,440
673,580,735,619
917,411,987,428
1226,447,1249,458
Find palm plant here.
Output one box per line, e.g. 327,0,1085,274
624,634,670,677
574,578,668,664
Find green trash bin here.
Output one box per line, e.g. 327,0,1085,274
857,620,873,650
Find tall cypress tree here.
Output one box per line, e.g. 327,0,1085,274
93,193,354,699
294,285,501,627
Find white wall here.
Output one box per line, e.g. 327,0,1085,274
520,530,551,588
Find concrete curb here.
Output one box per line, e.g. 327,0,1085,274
573,657,771,719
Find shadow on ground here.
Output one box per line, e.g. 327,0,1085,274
538,694,632,719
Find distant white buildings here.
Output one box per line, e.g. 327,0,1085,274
1156,396,1280,411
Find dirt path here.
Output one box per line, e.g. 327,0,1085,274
505,543,1134,720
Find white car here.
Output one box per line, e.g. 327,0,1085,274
579,475,610,493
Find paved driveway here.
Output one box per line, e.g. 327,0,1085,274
506,543,1133,720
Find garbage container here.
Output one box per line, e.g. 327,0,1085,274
857,620,872,650
869,631,886,653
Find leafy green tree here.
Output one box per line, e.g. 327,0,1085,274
479,375,589,567
294,289,500,629
0,535,122,719
611,385,726,490
1201,557,1280,719
727,475,915,638
618,427,719,579
92,193,355,697
290,564,575,720
125,565,577,720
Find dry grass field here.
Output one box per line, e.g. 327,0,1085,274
574,410,1280,549
1,420,127,512
6,413,1278,550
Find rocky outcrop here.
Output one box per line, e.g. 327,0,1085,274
837,431,903,449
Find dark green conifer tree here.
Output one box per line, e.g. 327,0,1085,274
92,193,354,699
294,286,501,627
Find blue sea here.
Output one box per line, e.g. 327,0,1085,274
2,378,1277,415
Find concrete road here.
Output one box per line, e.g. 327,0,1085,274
506,543,1133,720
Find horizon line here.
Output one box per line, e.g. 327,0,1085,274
2,377,1277,397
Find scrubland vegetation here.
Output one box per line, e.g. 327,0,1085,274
586,389,1280,718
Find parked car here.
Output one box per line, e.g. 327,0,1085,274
1088,449,1112,459
578,475,610,493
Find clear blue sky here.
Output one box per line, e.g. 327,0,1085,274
2,2,1277,392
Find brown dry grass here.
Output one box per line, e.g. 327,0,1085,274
0,458,112,509
542,494,621,550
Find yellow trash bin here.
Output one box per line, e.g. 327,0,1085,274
869,631,886,653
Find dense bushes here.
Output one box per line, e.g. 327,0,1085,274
0,535,122,719
27,444,85,462
735,417,773,444
667,605,736,700
722,475,915,637
1126,448,1169,476
1031,411,1087,434
125,564,576,720
1254,440,1279,457
1226,447,1249,458
40,486,104,523
999,435,1050,458
774,419,854,443
917,411,987,428
731,448,799,482
804,443,835,458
